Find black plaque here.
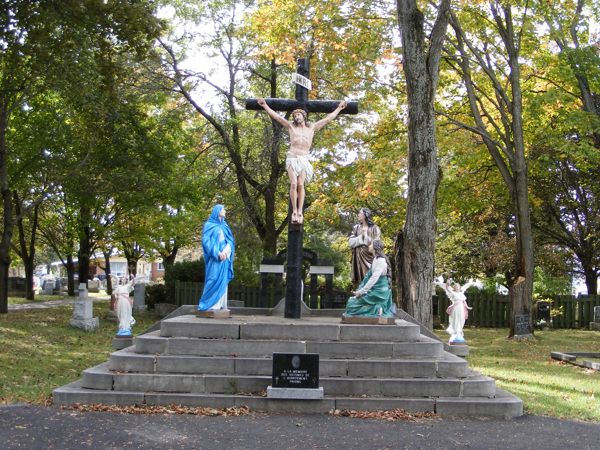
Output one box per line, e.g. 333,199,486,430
272,353,319,389
594,306,600,323
514,314,531,335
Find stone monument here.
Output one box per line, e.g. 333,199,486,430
69,283,99,331
590,306,600,331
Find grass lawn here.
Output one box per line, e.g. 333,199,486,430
0,304,157,405
8,291,109,305
435,327,600,422
2,306,599,421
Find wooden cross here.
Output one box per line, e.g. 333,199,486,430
246,58,358,319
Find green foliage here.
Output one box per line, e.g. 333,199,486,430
145,284,167,309
169,260,205,283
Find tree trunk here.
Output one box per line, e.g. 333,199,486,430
396,0,450,330
0,107,12,314
78,216,92,287
162,246,179,303
66,254,75,296
584,267,598,296
14,193,41,301
504,5,534,338
393,231,406,311
102,250,113,295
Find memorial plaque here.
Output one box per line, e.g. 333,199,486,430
514,314,531,335
272,353,319,389
594,306,600,323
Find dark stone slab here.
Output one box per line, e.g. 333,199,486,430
514,314,531,335
272,353,319,389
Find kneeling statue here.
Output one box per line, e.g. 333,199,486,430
344,240,394,318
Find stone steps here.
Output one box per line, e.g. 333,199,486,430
82,362,487,397
53,380,522,418
52,311,523,417
159,315,421,342
134,331,444,359
109,347,469,378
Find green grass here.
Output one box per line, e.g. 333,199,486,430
435,327,600,421
0,304,157,405
8,291,109,305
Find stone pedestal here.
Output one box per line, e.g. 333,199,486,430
341,315,396,325
112,336,134,350
446,344,469,358
69,283,99,331
267,386,324,399
196,309,231,319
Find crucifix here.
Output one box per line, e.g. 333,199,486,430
246,58,358,319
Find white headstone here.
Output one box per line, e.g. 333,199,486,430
69,283,99,331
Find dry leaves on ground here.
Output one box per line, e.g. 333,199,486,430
330,408,438,422
64,403,253,417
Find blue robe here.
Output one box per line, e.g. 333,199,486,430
198,205,235,311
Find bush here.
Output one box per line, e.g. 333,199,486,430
145,283,166,309
168,260,205,283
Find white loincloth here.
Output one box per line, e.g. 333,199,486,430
286,153,313,183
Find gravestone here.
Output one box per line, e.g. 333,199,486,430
590,306,600,331
42,279,54,295
69,283,99,331
88,279,100,293
133,282,147,313
267,353,323,399
514,314,531,336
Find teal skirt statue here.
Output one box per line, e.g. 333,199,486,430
344,255,394,318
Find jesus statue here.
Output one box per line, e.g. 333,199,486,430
257,98,347,224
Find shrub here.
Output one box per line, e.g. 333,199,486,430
145,283,166,309
168,260,205,283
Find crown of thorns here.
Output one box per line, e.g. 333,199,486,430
291,109,308,120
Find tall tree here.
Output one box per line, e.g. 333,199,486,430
0,0,163,312
528,0,600,294
443,2,535,338
395,0,451,329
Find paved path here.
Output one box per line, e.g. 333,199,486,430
8,296,110,311
1,404,599,449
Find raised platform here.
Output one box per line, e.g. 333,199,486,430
53,307,523,418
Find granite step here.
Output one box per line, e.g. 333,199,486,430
82,363,493,397
159,315,421,342
133,331,444,359
109,346,469,378
53,381,522,418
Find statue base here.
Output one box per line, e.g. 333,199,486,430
112,336,134,350
341,315,395,325
196,309,231,319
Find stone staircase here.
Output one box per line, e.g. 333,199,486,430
53,310,522,418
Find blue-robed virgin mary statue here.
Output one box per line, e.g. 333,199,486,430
197,204,235,311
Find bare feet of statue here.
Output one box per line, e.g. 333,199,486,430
291,211,298,223
297,213,303,224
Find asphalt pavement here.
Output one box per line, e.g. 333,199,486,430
1,404,600,449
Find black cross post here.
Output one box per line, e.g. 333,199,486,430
246,58,358,318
